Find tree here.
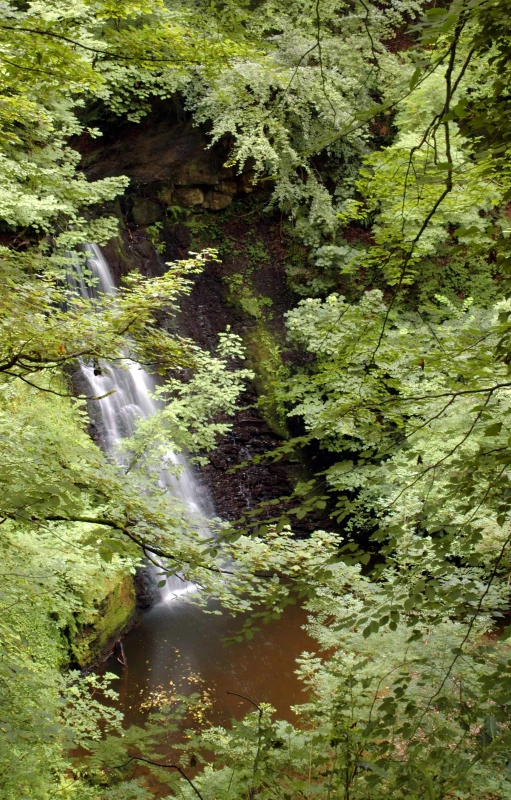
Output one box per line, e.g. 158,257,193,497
100,4,511,798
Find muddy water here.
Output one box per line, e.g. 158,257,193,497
97,594,312,795
100,596,312,730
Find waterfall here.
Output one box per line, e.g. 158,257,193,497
75,243,211,600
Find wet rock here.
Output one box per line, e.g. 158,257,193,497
197,396,297,521
134,565,158,609
202,190,233,211
217,180,238,196
174,158,233,186
158,186,174,205
131,197,163,226
238,171,255,193
78,98,234,187
175,187,205,207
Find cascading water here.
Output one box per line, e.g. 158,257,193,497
75,243,212,600
77,244,310,732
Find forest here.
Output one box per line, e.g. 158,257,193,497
2,0,511,797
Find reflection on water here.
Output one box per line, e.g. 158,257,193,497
100,597,312,730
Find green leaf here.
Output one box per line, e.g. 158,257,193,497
409,66,422,91
99,546,113,563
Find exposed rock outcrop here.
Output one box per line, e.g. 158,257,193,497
77,98,328,543
79,98,253,212
70,573,136,668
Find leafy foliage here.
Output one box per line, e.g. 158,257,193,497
5,0,511,799
0,3,254,796
101,4,511,800
181,0,423,254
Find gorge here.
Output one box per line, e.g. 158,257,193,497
3,2,511,798
78,241,311,733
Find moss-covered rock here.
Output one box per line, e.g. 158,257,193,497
222,272,289,436
244,320,289,438
70,572,136,667
131,197,164,227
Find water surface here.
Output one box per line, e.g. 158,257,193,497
101,596,312,729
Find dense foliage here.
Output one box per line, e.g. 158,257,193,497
0,3,249,794
3,0,511,798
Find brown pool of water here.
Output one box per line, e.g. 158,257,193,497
96,594,313,795
100,594,313,729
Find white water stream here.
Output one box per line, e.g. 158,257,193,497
77,245,311,730
75,243,211,600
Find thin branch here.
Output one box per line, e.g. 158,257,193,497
374,380,511,406
297,47,452,160
3,371,116,400
412,530,511,736
0,52,60,75
0,25,200,64
227,692,263,774
358,0,381,75
114,755,205,800
315,0,337,123
385,389,493,511
8,513,274,579
227,691,261,711
370,12,466,358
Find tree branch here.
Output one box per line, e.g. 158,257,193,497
0,25,201,64
227,692,263,774
3,371,116,400
9,513,274,579
114,755,205,800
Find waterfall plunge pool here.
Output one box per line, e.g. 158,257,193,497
98,596,311,730
76,244,313,789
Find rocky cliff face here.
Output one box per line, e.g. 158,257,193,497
79,98,321,532
80,97,254,216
